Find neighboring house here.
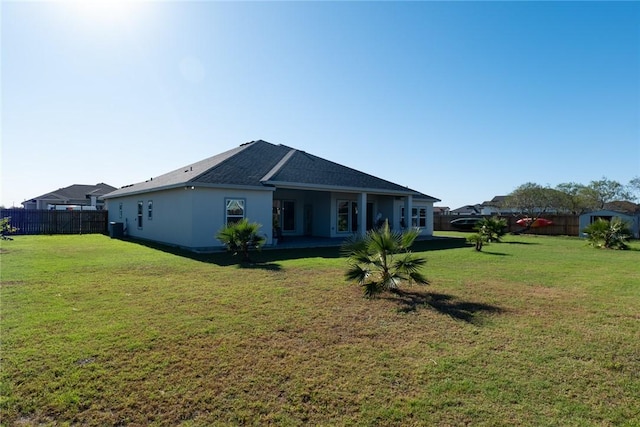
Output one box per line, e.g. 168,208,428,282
433,206,450,215
450,204,482,216
579,204,640,239
452,196,519,217
103,140,440,251
480,195,518,215
22,183,117,210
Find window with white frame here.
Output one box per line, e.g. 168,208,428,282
225,198,245,224
148,200,153,220
412,207,426,227
402,207,427,228
119,202,123,219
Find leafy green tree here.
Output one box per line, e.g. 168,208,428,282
627,176,640,202
342,221,428,298
583,218,631,250
555,182,600,214
588,177,632,209
0,217,18,240
215,219,266,262
503,183,564,231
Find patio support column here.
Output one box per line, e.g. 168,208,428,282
425,204,434,235
358,192,367,236
404,195,413,229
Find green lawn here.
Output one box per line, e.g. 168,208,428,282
1,233,639,426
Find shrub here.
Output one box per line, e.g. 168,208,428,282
216,219,266,262
583,218,631,250
1,217,18,240
342,221,428,298
474,216,507,242
467,233,487,251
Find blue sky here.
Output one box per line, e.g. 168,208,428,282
2,1,639,209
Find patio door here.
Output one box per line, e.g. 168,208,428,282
273,200,295,233
337,200,358,233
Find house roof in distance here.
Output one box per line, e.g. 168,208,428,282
25,183,117,204
105,140,440,201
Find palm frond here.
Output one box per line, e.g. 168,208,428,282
345,264,370,285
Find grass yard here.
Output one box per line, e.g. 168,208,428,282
1,233,639,426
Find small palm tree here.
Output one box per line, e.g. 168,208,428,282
583,218,631,250
342,221,428,298
467,233,487,251
474,216,507,242
216,219,266,262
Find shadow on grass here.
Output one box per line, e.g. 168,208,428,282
502,241,540,245
235,260,282,271
412,237,470,252
117,236,470,266
386,290,504,324
481,251,510,256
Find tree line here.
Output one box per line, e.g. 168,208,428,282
503,176,640,217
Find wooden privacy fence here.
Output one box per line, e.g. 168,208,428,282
1,209,108,235
434,214,581,237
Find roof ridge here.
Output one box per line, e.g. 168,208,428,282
187,141,257,183
261,148,297,183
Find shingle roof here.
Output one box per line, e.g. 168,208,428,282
451,204,482,214
104,140,439,200
263,148,431,195
27,183,117,203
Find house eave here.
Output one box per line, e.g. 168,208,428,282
104,182,274,199
264,180,438,200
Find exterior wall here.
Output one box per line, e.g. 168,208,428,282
393,198,435,236
304,191,331,237
107,188,196,248
107,187,274,250
371,196,396,227
106,186,437,248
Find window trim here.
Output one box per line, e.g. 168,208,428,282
148,200,153,221
225,198,246,225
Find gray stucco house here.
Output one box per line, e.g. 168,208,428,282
103,140,440,251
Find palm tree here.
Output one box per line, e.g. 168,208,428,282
216,219,266,262
466,233,487,251
583,218,631,250
474,216,507,242
342,221,428,298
